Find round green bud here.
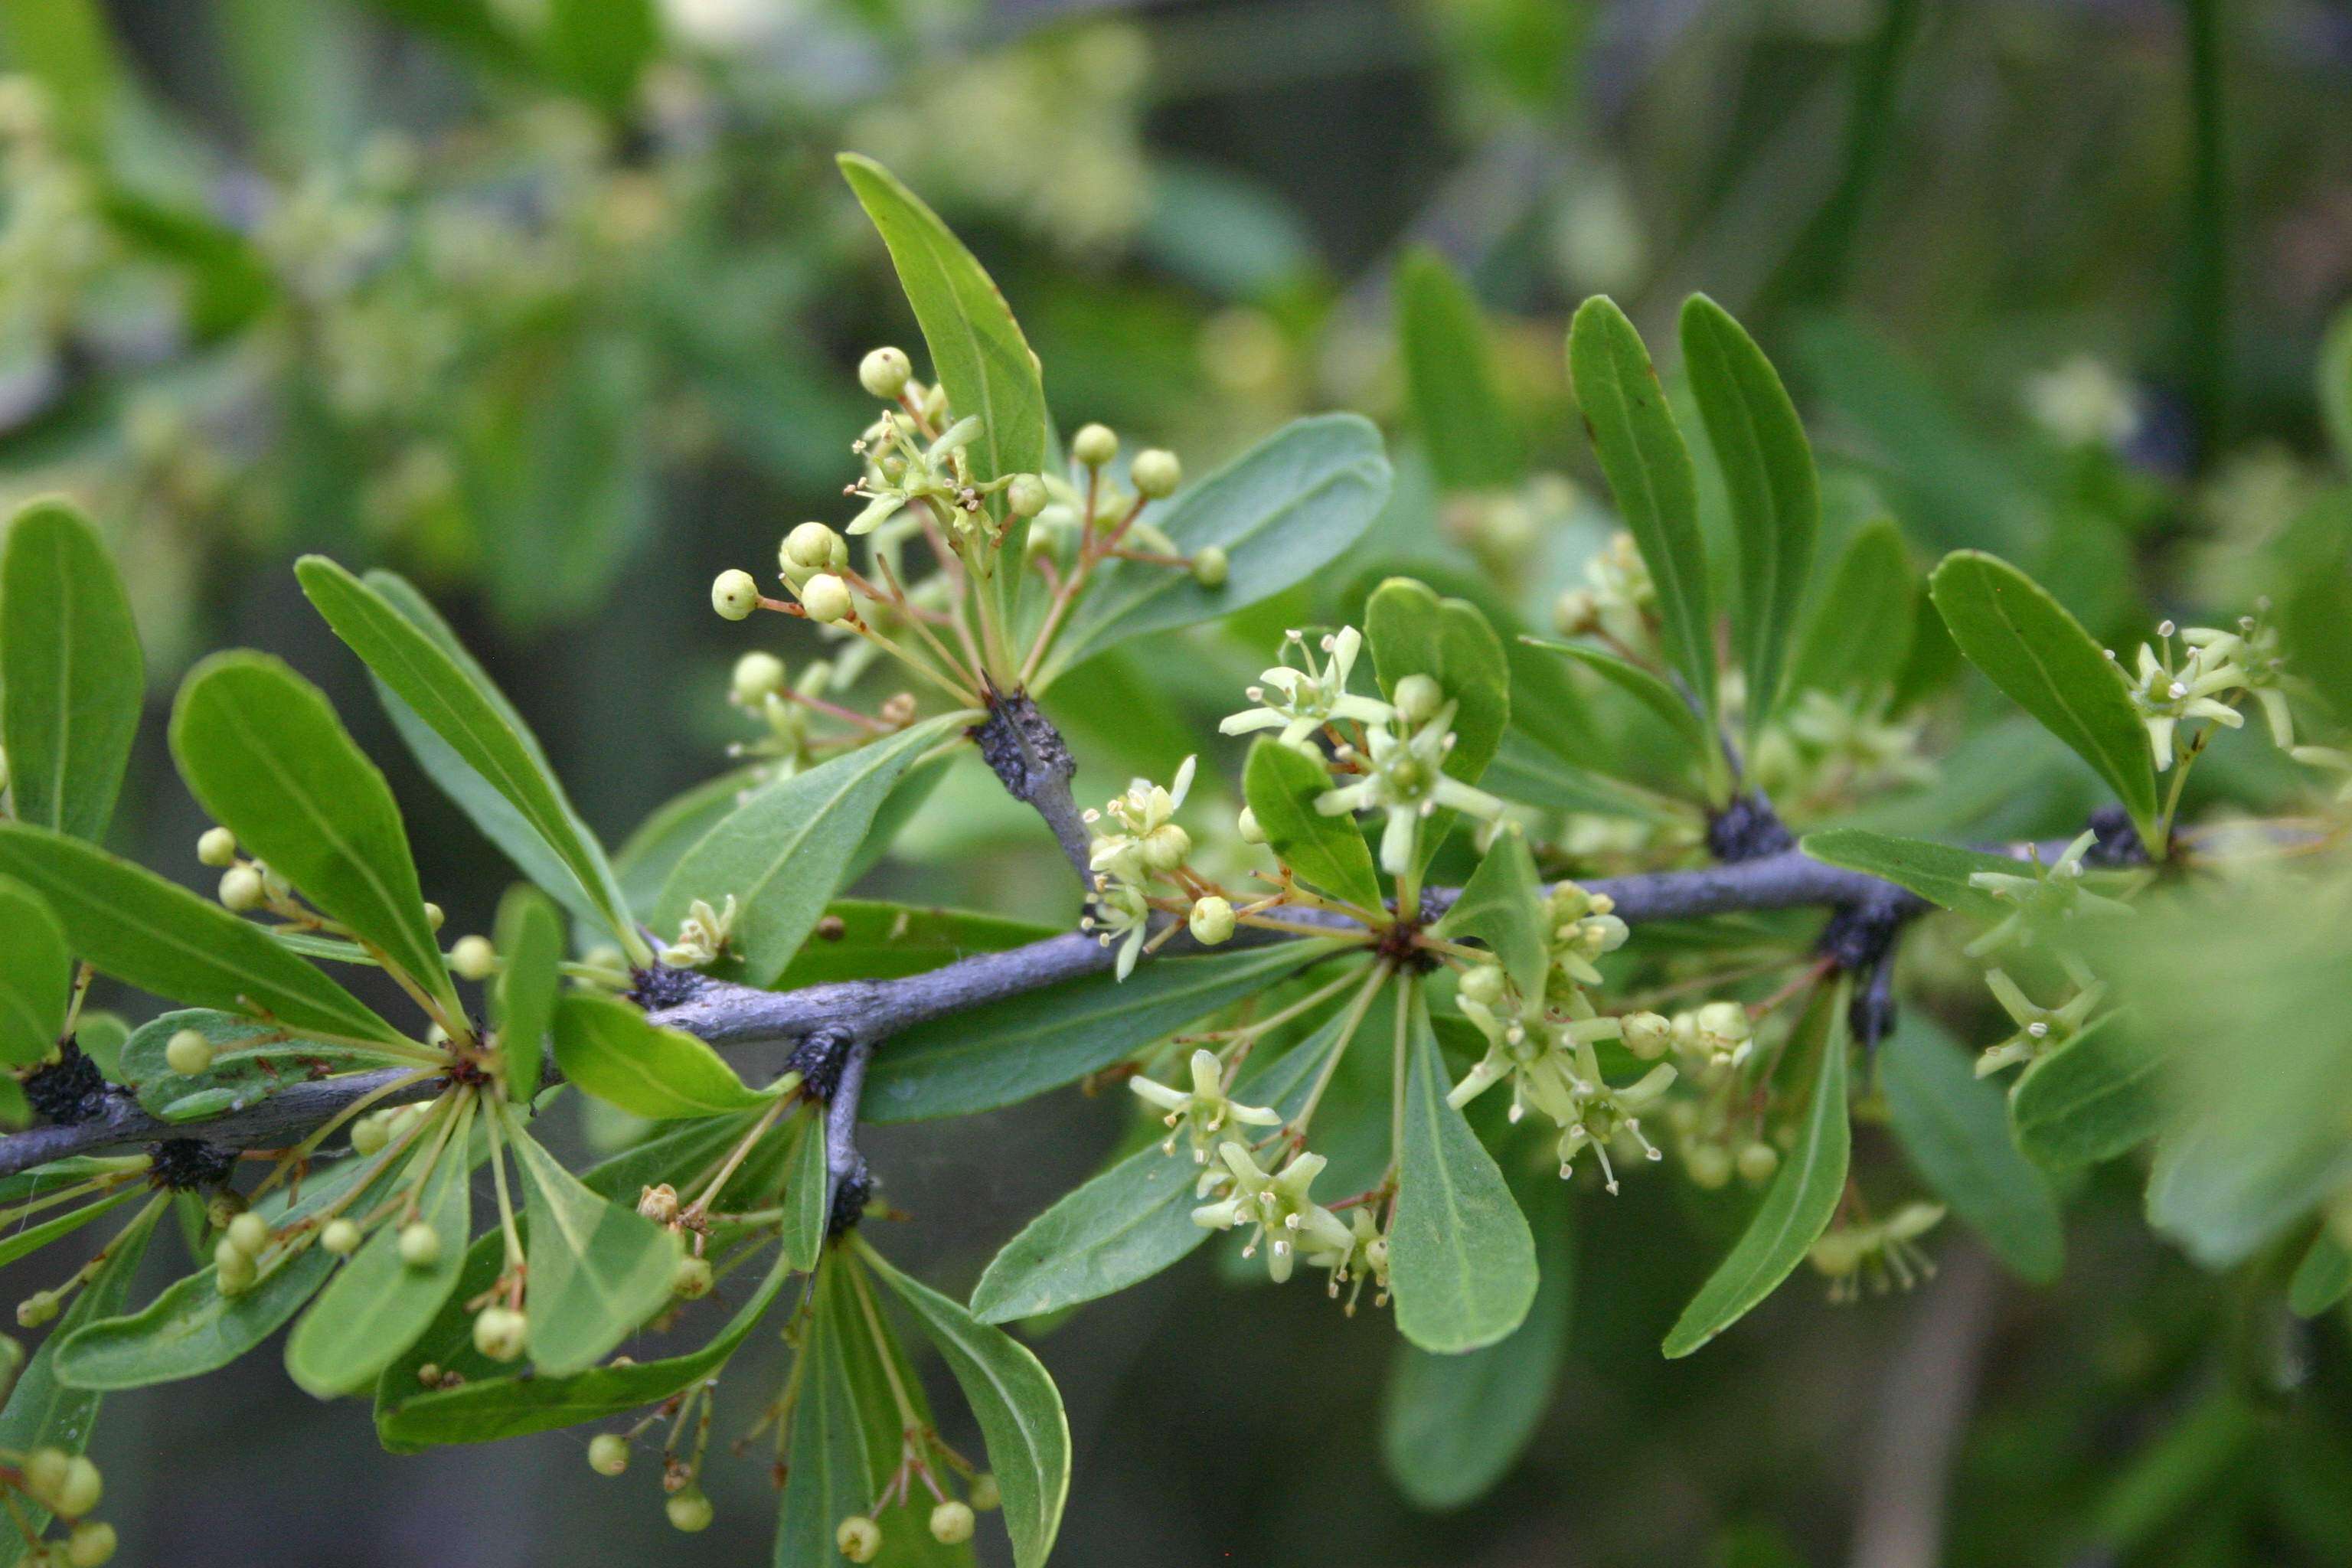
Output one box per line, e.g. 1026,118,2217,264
472,1305,528,1362
1236,805,1266,844
52,1456,100,1519
225,1211,270,1258
666,1489,715,1534
1190,544,1228,589
351,1113,390,1158
836,1515,883,1563
1188,896,1236,946
969,1473,1001,1512
782,521,845,573
204,1191,245,1230
1736,1142,1780,1186
1684,1144,1733,1191
449,935,497,983
1392,673,1445,727
23,1449,69,1505
217,866,265,913
1458,964,1507,1007
164,1028,214,1077
321,1219,363,1256
673,1254,714,1300
65,1520,116,1567
1620,1011,1673,1061
858,346,913,400
710,569,762,621
587,1433,630,1477
1070,423,1118,468
214,1240,256,1295
1810,1227,1863,1276
799,573,854,625
398,1222,442,1270
1130,448,1181,498
15,1295,55,1329
195,826,238,867
423,901,446,932
1140,822,1191,873
731,651,789,706
1005,474,1049,517
929,1500,975,1546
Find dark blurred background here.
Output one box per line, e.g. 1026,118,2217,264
3,0,2350,1563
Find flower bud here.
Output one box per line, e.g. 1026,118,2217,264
196,827,238,867
423,901,446,931
65,1520,116,1566
637,1183,681,1224
398,1222,442,1270
1071,423,1118,468
1736,1142,1779,1185
52,1457,100,1519
969,1473,1001,1512
836,1516,883,1563
587,1434,630,1476
217,866,265,912
16,1294,56,1328
204,1191,245,1230
1130,448,1181,498
322,1219,362,1256
1620,1011,1672,1060
1141,823,1191,873
666,1488,715,1534
23,1449,68,1506
1458,964,1506,1007
473,1305,528,1362
1188,896,1236,946
929,1500,975,1546
672,1255,714,1299
1392,673,1445,727
1553,587,1599,636
799,573,853,625
710,569,761,621
1006,474,1049,517
226,1212,270,1257
351,1113,390,1157
1191,544,1228,589
858,346,912,400
731,652,788,707
1236,805,1266,844
1684,1144,1733,1190
164,1028,214,1076
214,1239,256,1295
449,935,497,982
782,521,845,572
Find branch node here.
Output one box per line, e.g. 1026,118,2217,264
970,690,1092,882
786,1027,856,1101
1705,792,1796,864
148,1137,238,1191
627,963,705,1012
2083,802,2151,867
24,1040,116,1127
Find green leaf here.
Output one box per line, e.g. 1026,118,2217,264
1391,984,1537,1353
1880,1014,2063,1284
2290,1231,2352,1319
654,716,962,987
1364,577,1511,788
1382,1165,1572,1511
119,1008,404,1122
503,1114,681,1375
1664,992,1851,1357
1044,414,1393,679
866,941,1341,1123
1786,518,1914,700
376,1243,795,1448
2007,1016,2166,1168
775,900,1054,988
865,1247,1072,1568
1435,825,1550,1004
169,652,457,1015
0,824,407,1046
1567,297,1717,736
1241,737,1384,912
837,155,1046,492
52,1154,387,1390
294,557,634,949
1396,248,1522,492
286,1101,475,1396
1518,635,1706,763
0,1196,155,1528
969,1142,1208,1325
779,1259,976,1568
0,1186,140,1269
550,992,776,1120
0,498,144,843
2321,299,2352,472
1927,550,2158,851
1799,829,2017,918
1679,295,1819,735
492,884,561,1105
0,876,70,1067
781,1111,829,1274
541,0,652,109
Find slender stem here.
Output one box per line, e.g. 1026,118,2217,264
1289,962,1390,1138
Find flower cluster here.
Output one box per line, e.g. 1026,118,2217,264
1551,530,1656,653
1964,831,2134,956
1808,1202,1947,1302
1081,757,1204,979
1217,626,1396,749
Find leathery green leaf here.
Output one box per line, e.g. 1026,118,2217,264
1241,736,1383,913
120,1008,407,1122
1435,824,1550,1004
0,876,70,1067
502,1109,682,1375
1396,247,1523,492
1787,518,1915,700
1880,1014,2063,1284
1392,982,1538,1353
550,991,777,1120
492,882,562,1104
1663,988,1850,1357
0,498,144,844
865,1244,1072,1568
2007,1015,2166,1169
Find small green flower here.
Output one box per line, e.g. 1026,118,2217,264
1081,877,1153,980
1192,1144,1354,1285
2118,622,2246,769
660,895,738,969
1085,756,1194,884
1317,699,1506,876
1975,966,2105,1076
1302,1206,1390,1315
1217,626,1395,748
1809,1202,1945,1302
1964,831,2134,956
1130,1047,1280,1162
